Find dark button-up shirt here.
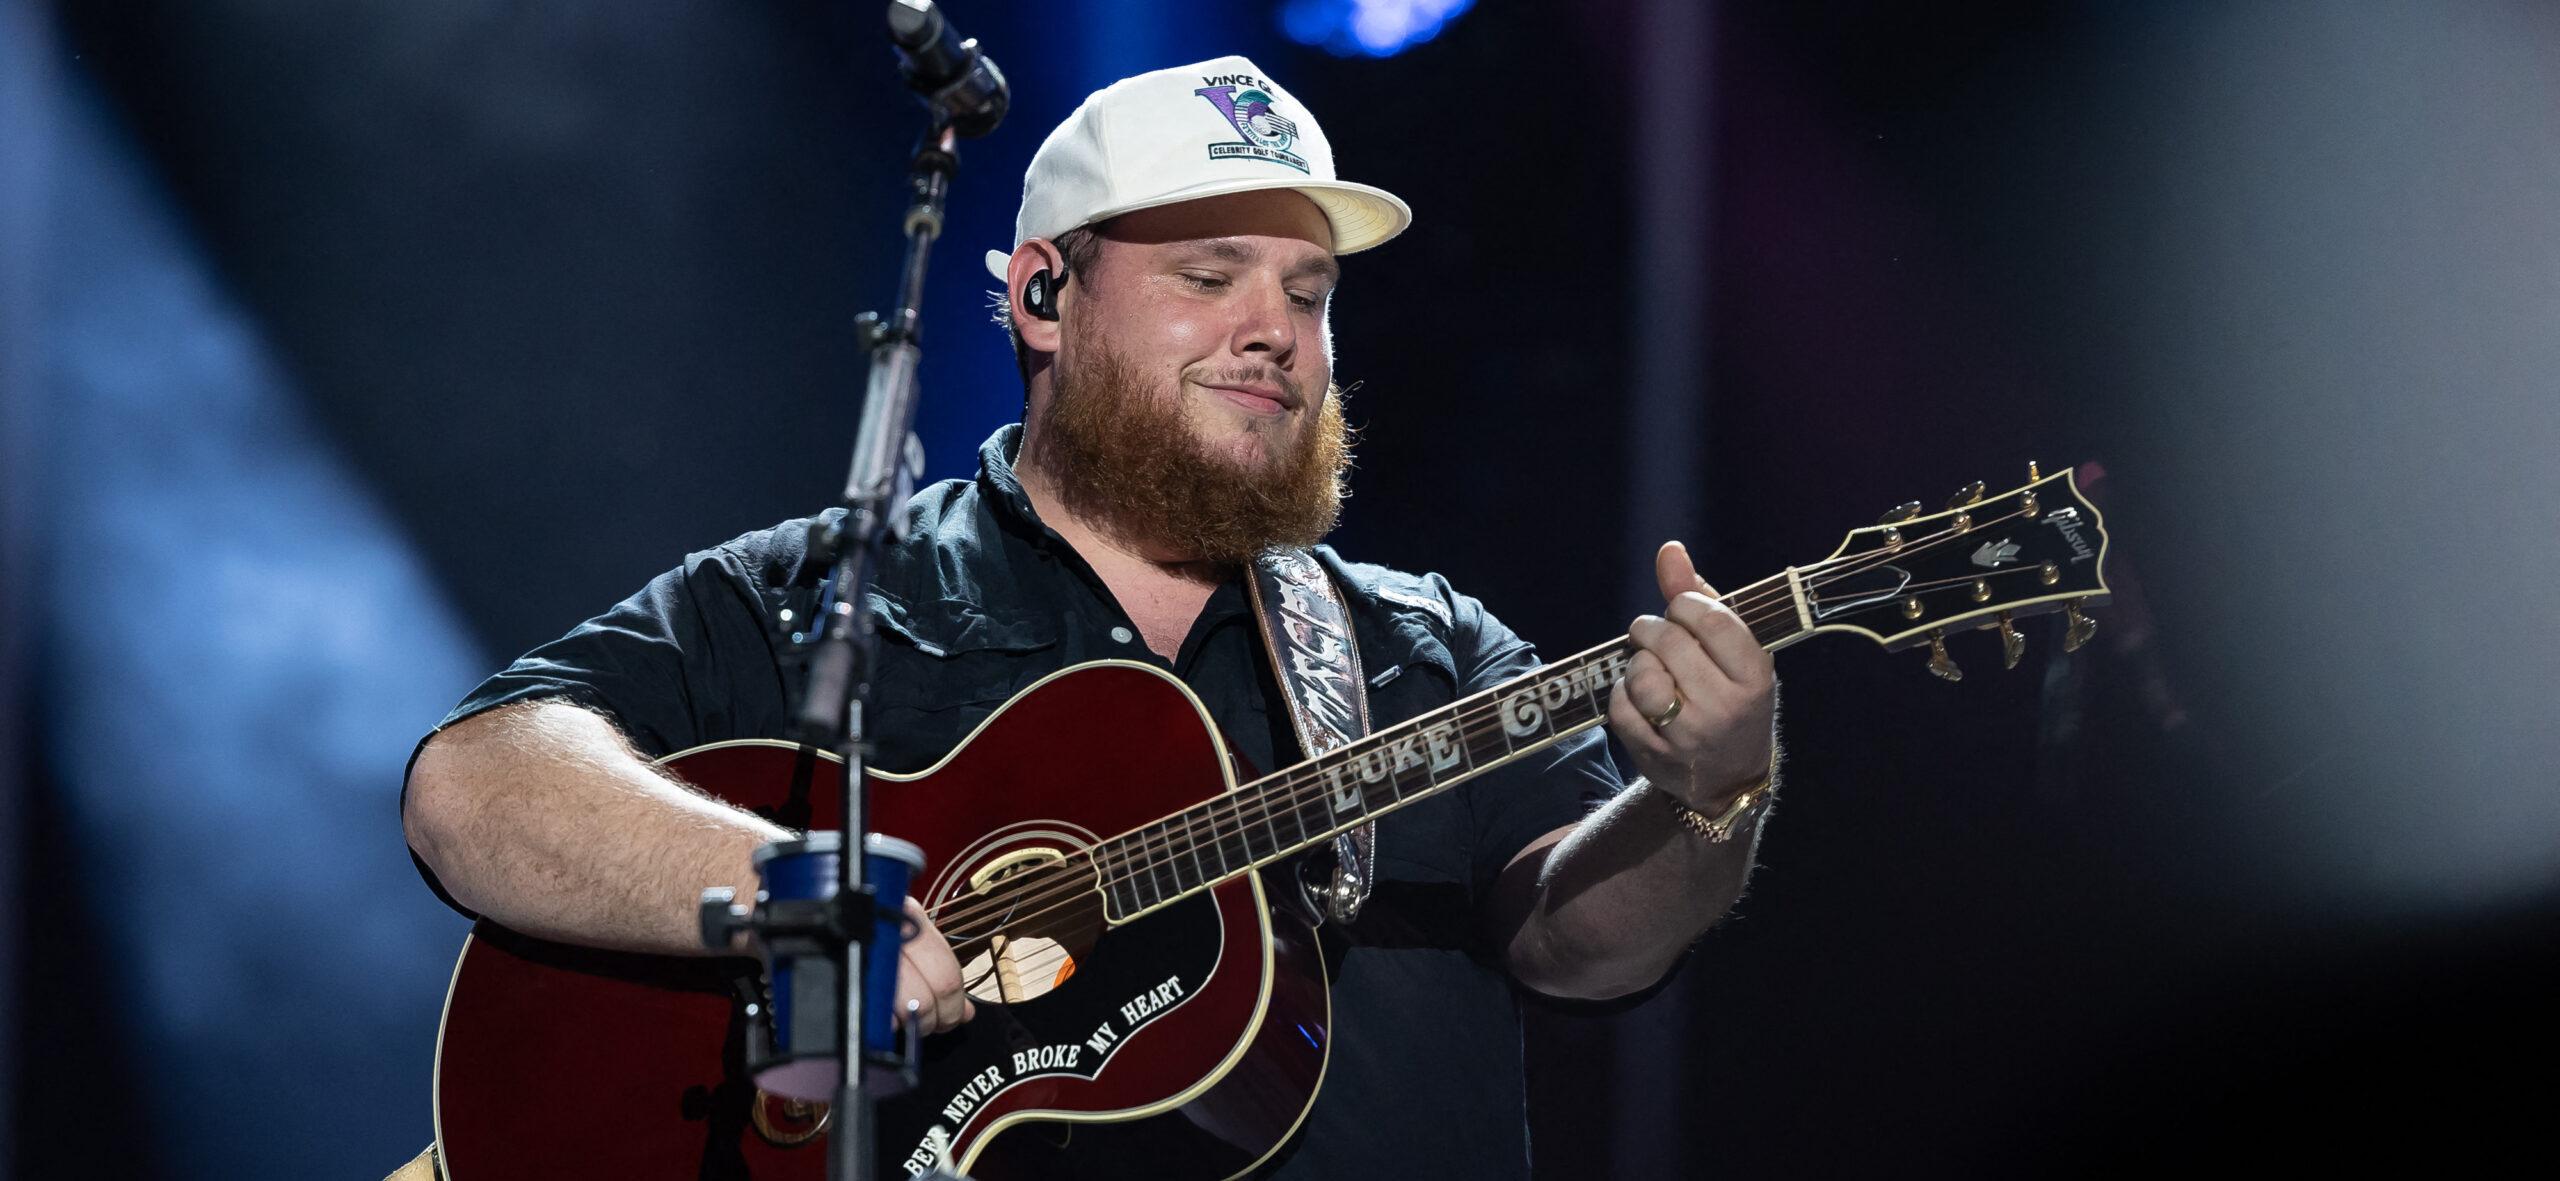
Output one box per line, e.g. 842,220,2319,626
415,425,1620,1178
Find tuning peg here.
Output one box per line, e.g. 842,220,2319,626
1945,480,1985,510
1996,611,2024,669
2063,601,2098,653
1877,501,1922,525
1926,628,1962,681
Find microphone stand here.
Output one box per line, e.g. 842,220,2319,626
698,7,1007,1175
696,110,969,1181
804,111,961,1181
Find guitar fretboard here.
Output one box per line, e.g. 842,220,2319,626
1091,569,1807,921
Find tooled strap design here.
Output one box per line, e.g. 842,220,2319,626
1246,549,1376,924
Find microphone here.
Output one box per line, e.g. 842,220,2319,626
886,1,1010,139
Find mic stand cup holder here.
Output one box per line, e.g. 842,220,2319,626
700,832,932,1099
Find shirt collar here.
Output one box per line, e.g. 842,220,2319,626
974,423,1104,575
976,423,1044,531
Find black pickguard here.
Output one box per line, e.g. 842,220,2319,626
875,890,1235,1177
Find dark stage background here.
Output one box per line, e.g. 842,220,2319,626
6,2,2556,1177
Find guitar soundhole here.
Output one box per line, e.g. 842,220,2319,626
941,846,1108,1005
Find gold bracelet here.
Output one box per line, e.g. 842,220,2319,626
1662,774,1773,843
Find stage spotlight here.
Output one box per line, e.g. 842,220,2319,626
1281,0,1476,58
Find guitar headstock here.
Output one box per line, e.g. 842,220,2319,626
1781,462,2111,680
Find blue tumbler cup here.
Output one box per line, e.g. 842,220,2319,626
749,830,928,1101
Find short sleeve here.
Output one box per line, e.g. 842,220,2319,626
1442,589,1625,898
400,530,805,915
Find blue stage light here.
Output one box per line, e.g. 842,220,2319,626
38,76,480,1178
1280,0,1475,58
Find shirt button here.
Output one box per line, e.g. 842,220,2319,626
1110,626,1135,644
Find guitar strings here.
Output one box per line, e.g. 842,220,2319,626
925,505,2047,951
925,504,2041,949
928,548,1827,937
929,647,1626,954
927,631,1645,946
928,503,2041,951
1079,501,2023,870
935,533,1930,973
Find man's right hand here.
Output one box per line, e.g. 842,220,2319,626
895,896,976,1035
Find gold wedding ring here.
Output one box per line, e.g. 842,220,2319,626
1645,693,1684,729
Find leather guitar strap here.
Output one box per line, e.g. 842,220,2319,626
1246,549,1377,925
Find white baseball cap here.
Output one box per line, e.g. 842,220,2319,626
982,55,1412,281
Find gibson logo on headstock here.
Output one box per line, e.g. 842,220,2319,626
2042,508,2096,564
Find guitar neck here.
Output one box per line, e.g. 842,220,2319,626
1093,567,1811,921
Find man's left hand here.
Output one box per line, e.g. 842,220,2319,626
1609,541,1778,812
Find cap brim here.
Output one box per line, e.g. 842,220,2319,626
980,177,1412,281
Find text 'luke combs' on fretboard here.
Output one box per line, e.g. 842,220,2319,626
1098,641,1637,918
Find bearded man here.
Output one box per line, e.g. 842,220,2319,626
403,56,1778,1179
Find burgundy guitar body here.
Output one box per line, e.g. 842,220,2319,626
433,661,1330,1180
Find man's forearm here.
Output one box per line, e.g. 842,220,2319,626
402,700,790,956
1502,779,1764,1000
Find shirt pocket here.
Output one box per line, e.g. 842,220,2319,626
1363,614,1472,886
862,595,1061,772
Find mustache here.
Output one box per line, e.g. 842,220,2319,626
1193,366,1304,404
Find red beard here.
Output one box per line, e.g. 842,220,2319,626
1030,344,1352,566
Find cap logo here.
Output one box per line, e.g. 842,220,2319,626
1193,77,1311,175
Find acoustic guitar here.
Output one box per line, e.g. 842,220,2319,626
430,466,2112,1179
